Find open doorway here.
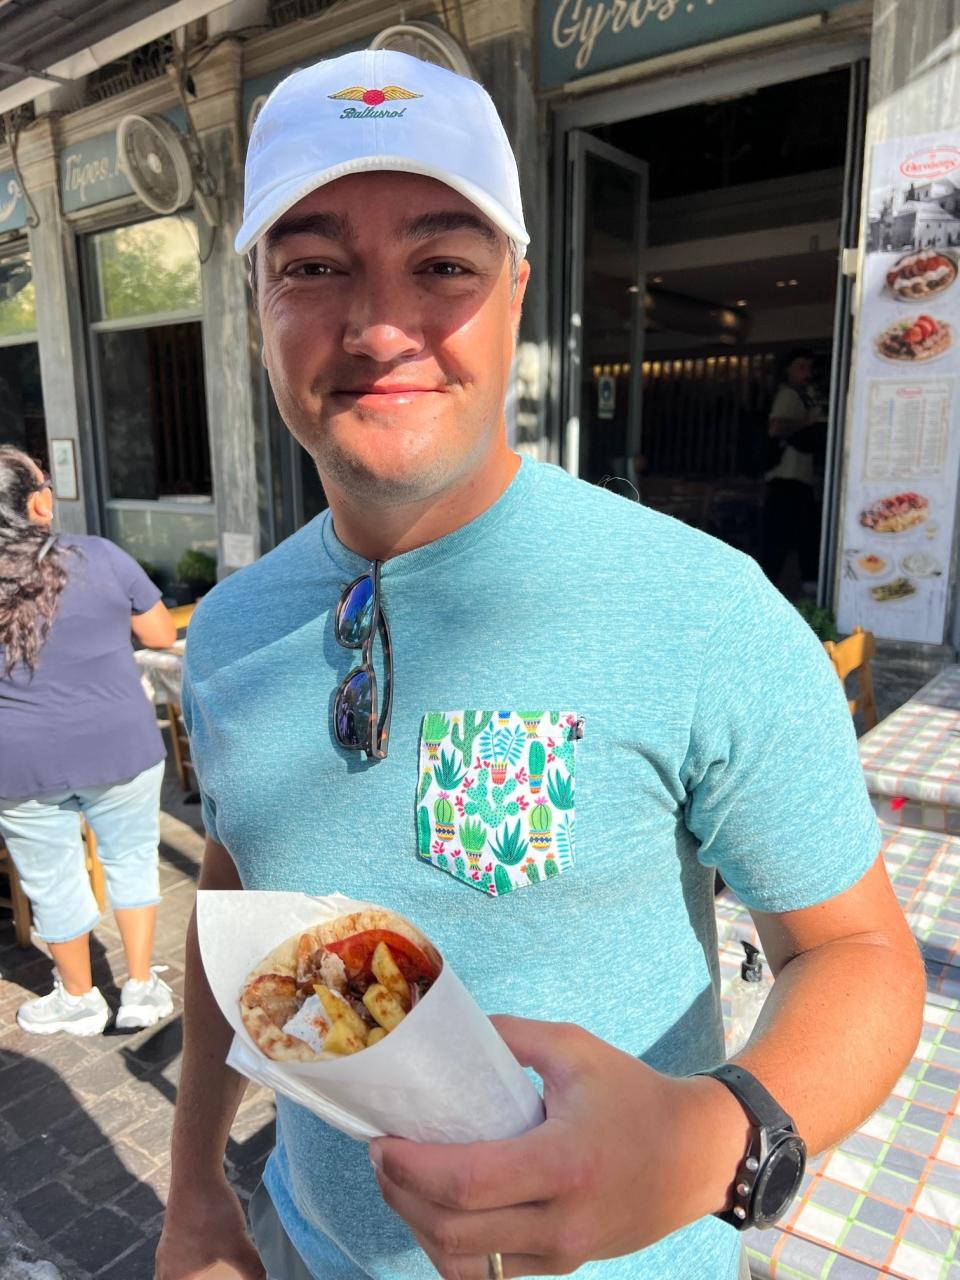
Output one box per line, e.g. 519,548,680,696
561,64,860,601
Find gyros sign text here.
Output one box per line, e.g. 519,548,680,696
538,0,851,87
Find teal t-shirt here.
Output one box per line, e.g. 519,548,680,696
181,457,879,1280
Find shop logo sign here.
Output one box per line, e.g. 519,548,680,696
329,84,421,119
551,0,685,74
59,131,135,213
63,150,123,204
900,147,960,179
540,0,852,87
0,174,22,226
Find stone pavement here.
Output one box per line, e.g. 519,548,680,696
0,755,275,1280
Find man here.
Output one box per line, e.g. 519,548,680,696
762,349,828,595
156,50,924,1280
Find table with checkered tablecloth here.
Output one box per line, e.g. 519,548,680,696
716,817,960,1279
860,667,960,836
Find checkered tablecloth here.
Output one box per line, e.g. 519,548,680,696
714,819,960,1278
134,643,184,706
741,997,960,1280
860,667,960,833
716,823,960,977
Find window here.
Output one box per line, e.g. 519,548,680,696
0,249,46,469
88,215,210,500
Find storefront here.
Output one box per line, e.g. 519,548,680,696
542,1,871,601
50,122,217,591
0,173,45,470
0,0,957,657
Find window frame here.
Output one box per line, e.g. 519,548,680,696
0,241,38,348
81,210,214,518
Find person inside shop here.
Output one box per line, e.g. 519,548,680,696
0,445,176,1035
762,348,828,595
156,50,924,1280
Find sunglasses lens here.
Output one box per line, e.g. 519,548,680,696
335,668,372,750
337,576,374,647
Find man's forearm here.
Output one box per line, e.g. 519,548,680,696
736,931,925,1156
169,906,249,1189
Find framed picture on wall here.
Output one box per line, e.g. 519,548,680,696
50,438,79,501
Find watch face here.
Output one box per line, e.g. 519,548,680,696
753,1135,806,1227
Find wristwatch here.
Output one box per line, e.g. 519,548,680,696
695,1063,807,1230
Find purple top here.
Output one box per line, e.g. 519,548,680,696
0,535,165,799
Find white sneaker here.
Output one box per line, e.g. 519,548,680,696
116,966,174,1030
17,981,111,1036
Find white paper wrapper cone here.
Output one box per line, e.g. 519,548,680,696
199,890,545,1144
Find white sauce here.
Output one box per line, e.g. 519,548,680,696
282,993,338,1055
901,551,940,577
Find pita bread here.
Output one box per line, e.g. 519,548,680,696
239,907,441,1063
239,972,319,1062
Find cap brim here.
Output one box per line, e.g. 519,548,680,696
235,154,529,255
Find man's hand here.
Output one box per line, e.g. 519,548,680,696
371,1015,746,1279
155,1177,266,1280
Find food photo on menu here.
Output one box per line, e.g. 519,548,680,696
874,314,952,363
884,248,957,301
858,490,930,534
843,489,946,608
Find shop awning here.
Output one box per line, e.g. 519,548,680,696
0,0,235,115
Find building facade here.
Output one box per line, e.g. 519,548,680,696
0,0,958,652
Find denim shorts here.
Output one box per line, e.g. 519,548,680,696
0,760,164,943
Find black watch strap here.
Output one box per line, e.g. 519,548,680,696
697,1062,794,1130
695,1063,806,1231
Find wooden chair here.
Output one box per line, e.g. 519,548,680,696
168,602,196,633
0,820,107,949
823,625,879,733
0,839,32,948
83,821,107,913
166,700,197,793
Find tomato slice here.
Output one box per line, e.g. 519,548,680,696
324,929,440,984
905,325,924,345
916,315,936,337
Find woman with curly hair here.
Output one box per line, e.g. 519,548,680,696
0,445,178,1035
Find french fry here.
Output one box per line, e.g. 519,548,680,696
366,1026,388,1046
363,983,407,1032
314,985,368,1039
322,1018,366,1056
371,942,410,1010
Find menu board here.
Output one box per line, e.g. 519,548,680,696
837,129,960,644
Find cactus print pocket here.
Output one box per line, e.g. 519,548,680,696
416,710,581,897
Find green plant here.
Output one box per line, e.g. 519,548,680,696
451,711,492,764
490,820,528,866
175,549,216,586
493,864,513,896
423,712,450,744
528,740,545,776
416,806,431,856
432,749,465,791
463,768,519,827
547,770,575,810
530,802,552,832
459,818,487,855
434,795,454,825
136,558,160,586
793,599,838,643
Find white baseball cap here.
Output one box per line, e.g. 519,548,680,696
235,48,528,255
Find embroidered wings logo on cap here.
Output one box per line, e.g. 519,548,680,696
329,85,422,106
